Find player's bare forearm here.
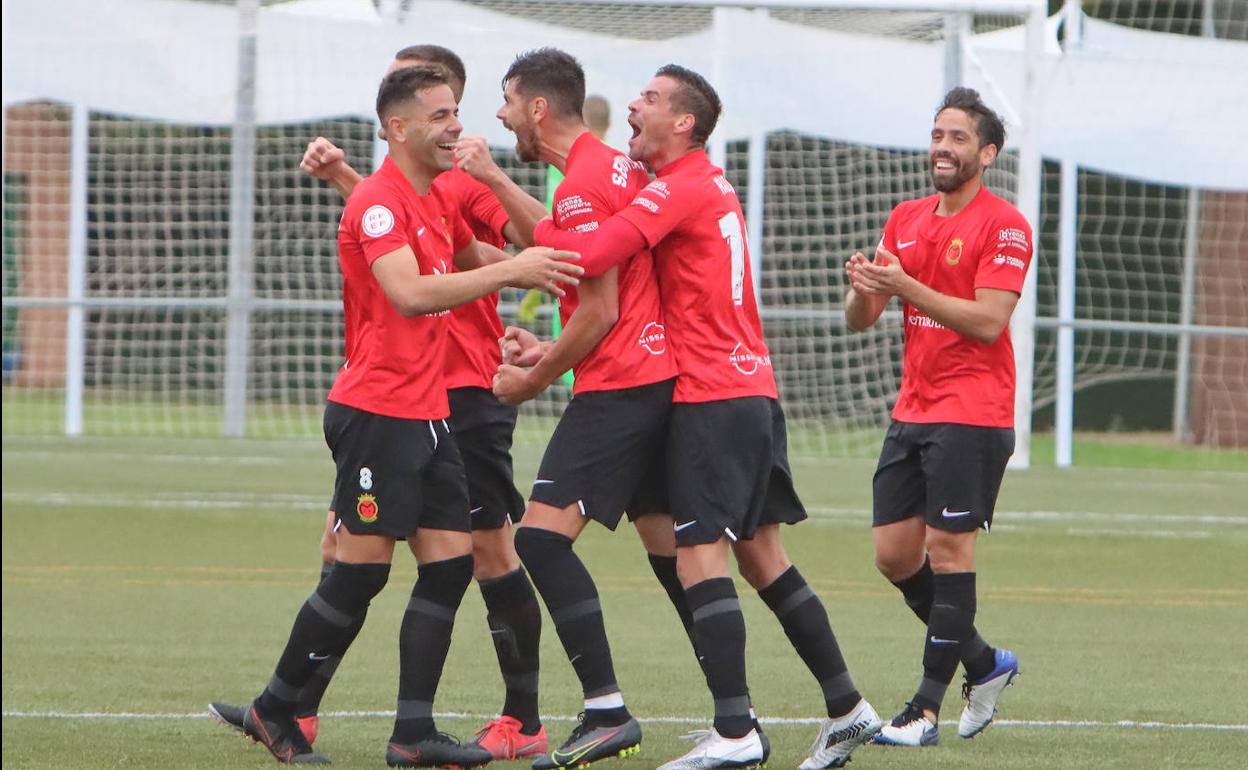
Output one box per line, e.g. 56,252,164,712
454,241,511,271
330,165,364,200
490,177,546,247
844,287,889,331
899,281,1018,344
373,244,580,317
524,271,620,391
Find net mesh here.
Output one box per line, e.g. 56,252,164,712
3,0,1245,457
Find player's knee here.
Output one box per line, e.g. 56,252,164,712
874,550,913,582
472,531,520,580
513,526,572,570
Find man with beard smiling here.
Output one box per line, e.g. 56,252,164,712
220,66,581,767
844,87,1032,747
534,65,880,770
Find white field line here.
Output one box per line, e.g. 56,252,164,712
7,449,288,464
3,710,1245,732
5,490,1246,529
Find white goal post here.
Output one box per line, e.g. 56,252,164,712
5,0,1245,464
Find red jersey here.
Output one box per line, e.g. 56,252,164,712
328,156,473,420
882,185,1033,428
616,150,776,403
436,168,510,391
544,132,677,393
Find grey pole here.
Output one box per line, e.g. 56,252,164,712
223,0,258,438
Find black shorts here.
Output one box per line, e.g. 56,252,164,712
324,401,471,538
529,378,674,530
448,387,526,531
871,420,1014,533
668,397,807,547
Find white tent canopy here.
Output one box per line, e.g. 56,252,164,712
4,0,1246,189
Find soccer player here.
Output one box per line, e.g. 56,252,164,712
485,47,678,769
222,66,581,767
211,46,555,761
534,65,881,770
844,87,1029,746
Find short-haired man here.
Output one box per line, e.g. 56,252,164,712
211,46,557,761
535,65,880,770
219,66,580,767
844,86,1029,747
487,47,679,769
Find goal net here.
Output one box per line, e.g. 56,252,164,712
3,0,1245,464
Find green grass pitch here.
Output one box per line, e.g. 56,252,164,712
3,434,1246,769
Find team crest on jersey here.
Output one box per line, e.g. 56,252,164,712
945,238,964,266
356,494,379,523
638,321,667,355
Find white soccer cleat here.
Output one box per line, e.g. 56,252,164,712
798,699,884,769
872,703,939,747
959,647,1020,738
658,728,765,770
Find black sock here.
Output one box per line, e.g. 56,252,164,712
913,572,978,714
479,567,543,733
648,554,709,684
759,566,860,717
687,577,752,739
257,561,390,715
293,563,366,718
893,558,996,681
515,527,621,704
391,554,473,744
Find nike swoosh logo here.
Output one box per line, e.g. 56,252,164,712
417,226,427,237
674,521,698,532
469,506,483,515
929,635,959,645
551,730,620,765
898,240,917,249
533,479,554,485
308,652,331,661
941,508,972,518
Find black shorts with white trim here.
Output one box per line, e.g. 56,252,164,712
324,401,471,538
668,396,807,548
448,386,526,531
528,377,674,529
871,420,1014,533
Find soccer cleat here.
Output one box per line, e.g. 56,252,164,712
959,647,1020,739
798,699,884,769
386,731,494,768
871,702,938,747
532,712,642,769
471,715,549,760
211,701,319,746
297,715,321,746
677,724,769,768
658,728,764,770
242,701,332,764
209,701,246,733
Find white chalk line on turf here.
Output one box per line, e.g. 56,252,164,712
4,710,1245,732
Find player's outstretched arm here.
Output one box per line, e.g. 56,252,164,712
844,251,890,331
454,137,547,247
300,137,363,199
371,243,581,317
855,246,1018,344
453,240,514,271
493,269,620,405
534,215,648,278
